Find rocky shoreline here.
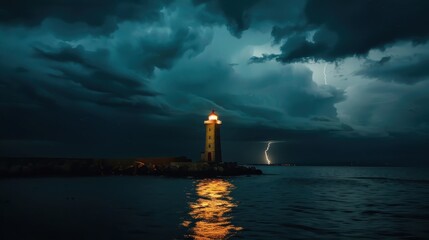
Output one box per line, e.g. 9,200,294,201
0,157,262,178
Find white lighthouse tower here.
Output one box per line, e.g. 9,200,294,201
202,110,222,163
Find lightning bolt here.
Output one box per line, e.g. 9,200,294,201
264,141,272,165
323,63,328,85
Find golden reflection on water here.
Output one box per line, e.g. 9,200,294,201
183,179,242,240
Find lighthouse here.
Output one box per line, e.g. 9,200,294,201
203,110,222,163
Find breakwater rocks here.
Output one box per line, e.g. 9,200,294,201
0,157,262,178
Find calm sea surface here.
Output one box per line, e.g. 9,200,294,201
1,166,429,239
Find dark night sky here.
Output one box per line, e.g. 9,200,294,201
1,0,429,166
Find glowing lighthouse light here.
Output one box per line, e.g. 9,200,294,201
208,113,218,121
205,110,222,124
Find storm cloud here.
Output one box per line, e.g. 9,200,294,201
357,54,429,84
1,0,428,165
0,0,172,27
251,0,429,63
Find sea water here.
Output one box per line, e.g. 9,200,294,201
1,166,429,239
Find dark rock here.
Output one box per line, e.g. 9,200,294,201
0,157,262,178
